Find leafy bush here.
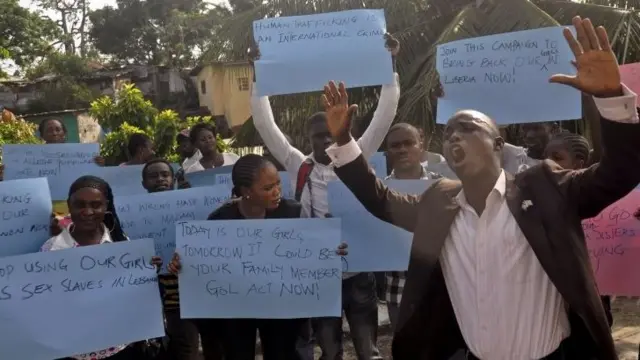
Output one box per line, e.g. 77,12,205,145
0,116,42,163
99,122,147,165
91,84,233,165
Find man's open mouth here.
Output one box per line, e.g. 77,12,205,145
450,145,466,164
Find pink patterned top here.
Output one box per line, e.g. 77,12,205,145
40,225,129,359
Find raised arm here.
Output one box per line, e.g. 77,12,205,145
356,34,401,158
322,81,421,232
248,46,305,173
548,17,640,219
356,73,400,158
250,85,306,173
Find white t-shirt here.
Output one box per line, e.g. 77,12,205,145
183,152,240,173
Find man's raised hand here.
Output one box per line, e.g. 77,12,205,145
322,81,358,146
550,16,622,98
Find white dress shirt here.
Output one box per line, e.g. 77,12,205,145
250,74,400,278
183,152,240,173
326,85,638,359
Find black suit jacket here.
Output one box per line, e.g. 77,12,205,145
334,117,640,360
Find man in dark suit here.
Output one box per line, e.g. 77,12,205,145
320,17,640,360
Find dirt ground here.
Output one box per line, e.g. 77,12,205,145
310,298,640,360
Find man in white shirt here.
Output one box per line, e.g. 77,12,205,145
250,35,401,360
320,17,639,360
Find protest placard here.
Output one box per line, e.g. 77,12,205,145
436,26,581,124
0,178,52,257
253,9,394,96
185,166,234,187
192,170,295,199
620,62,640,95
2,143,100,200
369,152,388,177
177,218,342,318
583,188,640,296
328,179,433,272
115,186,232,273
0,239,164,360
90,163,181,196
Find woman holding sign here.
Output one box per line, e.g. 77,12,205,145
169,154,347,360
42,175,162,360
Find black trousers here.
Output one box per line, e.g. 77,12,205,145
165,309,225,360
221,318,308,360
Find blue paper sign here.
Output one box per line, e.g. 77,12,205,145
0,239,164,360
253,9,394,96
369,152,388,177
195,171,295,199
436,26,580,124
115,186,232,273
328,179,434,272
88,163,181,196
177,218,342,319
186,166,234,188
2,143,100,200
0,178,52,257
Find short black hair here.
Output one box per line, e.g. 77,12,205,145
306,112,327,134
387,123,421,141
189,123,217,143
38,118,67,135
231,154,273,198
142,158,175,181
127,133,152,159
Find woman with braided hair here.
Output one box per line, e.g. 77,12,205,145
544,130,614,329
41,175,161,360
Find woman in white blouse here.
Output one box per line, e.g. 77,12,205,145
183,123,239,173
42,175,161,360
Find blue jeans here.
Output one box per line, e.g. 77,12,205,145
315,273,382,360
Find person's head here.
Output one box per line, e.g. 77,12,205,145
386,123,423,172
307,112,332,164
442,110,504,179
522,122,556,160
190,123,218,156
127,133,155,162
176,130,195,159
142,158,175,193
231,154,281,211
39,118,67,144
67,176,126,241
544,131,590,170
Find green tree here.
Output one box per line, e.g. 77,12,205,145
88,0,224,67
0,0,60,76
23,53,100,112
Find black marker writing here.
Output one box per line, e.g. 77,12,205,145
205,280,238,297
274,244,312,259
